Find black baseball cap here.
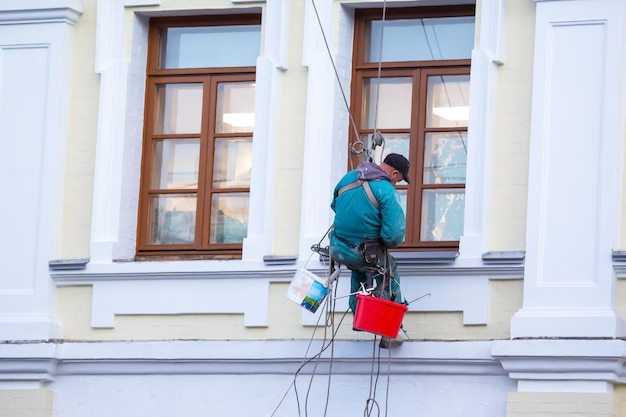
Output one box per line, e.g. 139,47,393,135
383,153,410,183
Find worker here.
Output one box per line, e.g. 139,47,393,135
329,153,409,348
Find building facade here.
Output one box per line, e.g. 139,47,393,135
2,0,626,415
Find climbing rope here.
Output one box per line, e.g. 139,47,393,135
308,0,389,168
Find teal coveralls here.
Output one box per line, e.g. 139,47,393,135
329,161,406,312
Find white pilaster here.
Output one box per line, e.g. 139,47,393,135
89,0,160,264
297,0,343,260
511,0,626,338
0,1,83,340
242,0,289,261
459,0,506,260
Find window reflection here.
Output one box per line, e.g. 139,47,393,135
213,137,252,188
162,25,261,69
366,16,474,62
426,75,470,128
154,84,203,134
210,194,249,244
216,82,256,133
421,189,465,241
423,132,467,185
362,78,412,129
148,195,197,245
151,139,200,189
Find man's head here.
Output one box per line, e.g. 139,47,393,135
382,153,410,185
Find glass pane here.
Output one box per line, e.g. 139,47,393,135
148,194,197,245
151,139,200,189
421,189,465,241
426,75,470,128
161,25,261,69
362,78,412,129
398,189,407,217
423,132,467,185
365,133,410,166
210,193,249,244
213,137,253,188
154,84,203,134
366,16,474,62
216,82,256,133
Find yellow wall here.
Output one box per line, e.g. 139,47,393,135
490,0,536,251
58,279,522,341
62,0,99,259
506,392,615,417
0,390,53,417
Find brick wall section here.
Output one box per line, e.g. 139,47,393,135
0,390,53,417
506,392,617,417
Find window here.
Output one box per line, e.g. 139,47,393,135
136,15,261,258
350,6,474,251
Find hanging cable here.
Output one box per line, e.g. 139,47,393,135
370,1,388,164
309,0,361,149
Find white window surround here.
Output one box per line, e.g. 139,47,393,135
299,0,505,265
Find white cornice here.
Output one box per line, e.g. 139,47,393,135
0,340,503,381
492,339,626,385
0,1,84,25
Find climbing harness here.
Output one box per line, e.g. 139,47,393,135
335,179,379,209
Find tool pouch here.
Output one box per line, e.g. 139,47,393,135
359,238,382,265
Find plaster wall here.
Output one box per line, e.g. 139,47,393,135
49,372,513,417
57,279,522,341
491,0,535,252
62,0,98,259
506,391,614,417
0,390,53,417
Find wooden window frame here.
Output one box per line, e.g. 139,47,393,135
350,6,474,252
136,15,260,259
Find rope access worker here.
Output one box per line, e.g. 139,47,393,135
329,153,410,349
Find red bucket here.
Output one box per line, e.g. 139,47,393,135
353,293,408,338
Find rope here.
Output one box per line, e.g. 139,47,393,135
278,2,396,416
372,1,388,149
308,0,360,149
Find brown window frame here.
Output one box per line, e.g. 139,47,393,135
350,6,474,252
136,15,260,259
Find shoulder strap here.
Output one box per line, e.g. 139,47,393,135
336,179,380,210
361,181,380,210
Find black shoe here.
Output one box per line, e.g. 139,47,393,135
379,335,404,349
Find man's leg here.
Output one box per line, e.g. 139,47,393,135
374,255,402,304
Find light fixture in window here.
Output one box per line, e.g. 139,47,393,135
432,106,469,122
223,112,255,127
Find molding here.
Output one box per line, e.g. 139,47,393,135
0,340,503,381
0,1,84,25
492,339,626,386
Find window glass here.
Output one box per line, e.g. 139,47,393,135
161,25,261,68
361,78,412,129
420,189,465,241
423,132,467,184
154,84,203,134
366,16,474,62
216,81,256,133
352,7,472,250
151,139,200,189
426,75,470,128
148,195,197,245
213,137,253,188
210,194,249,244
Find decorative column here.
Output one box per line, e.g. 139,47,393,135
0,1,84,340
511,0,626,338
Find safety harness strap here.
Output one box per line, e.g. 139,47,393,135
336,180,380,209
